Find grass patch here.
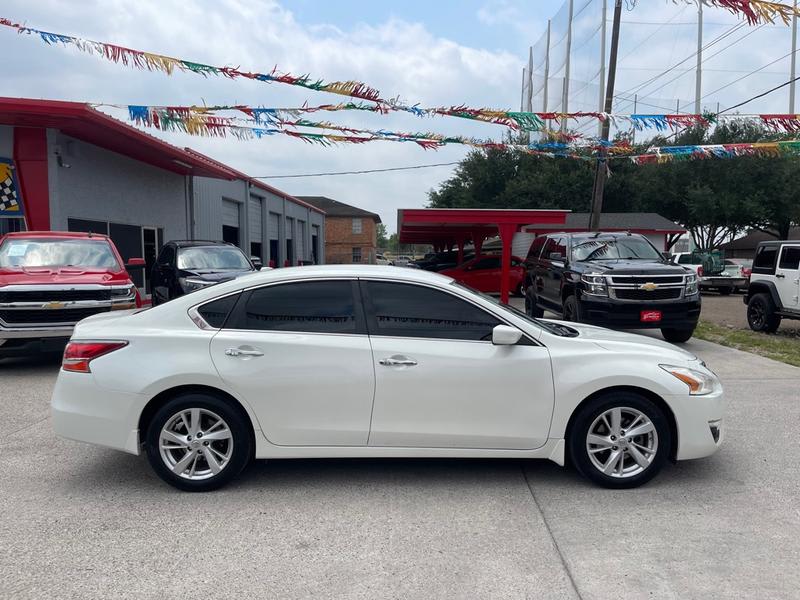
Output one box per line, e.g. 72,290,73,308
695,320,800,367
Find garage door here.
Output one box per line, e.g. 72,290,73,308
249,196,263,241
268,213,280,239
222,200,240,228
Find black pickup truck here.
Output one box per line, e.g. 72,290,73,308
523,232,701,343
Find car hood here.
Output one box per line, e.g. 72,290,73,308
543,319,696,362
180,269,253,283
575,260,687,275
0,267,128,286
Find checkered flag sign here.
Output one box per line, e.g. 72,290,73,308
0,161,21,214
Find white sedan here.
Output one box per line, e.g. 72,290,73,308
51,266,724,492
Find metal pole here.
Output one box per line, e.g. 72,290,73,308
791,0,798,113
589,0,623,232
526,46,534,112
521,68,526,112
632,94,638,145
561,0,574,133
599,0,608,137
543,20,551,113
695,2,703,115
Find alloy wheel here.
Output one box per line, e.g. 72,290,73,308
748,301,765,329
158,408,234,480
586,407,658,478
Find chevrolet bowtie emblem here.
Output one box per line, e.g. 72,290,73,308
42,301,67,309
639,282,659,292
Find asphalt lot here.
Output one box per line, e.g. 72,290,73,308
700,291,800,334
2,337,800,599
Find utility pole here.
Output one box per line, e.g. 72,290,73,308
543,20,551,113
631,94,638,145
561,0,574,132
589,0,623,232
695,1,703,115
599,0,608,137
526,46,534,112
791,0,798,113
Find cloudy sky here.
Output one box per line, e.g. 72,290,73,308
1,0,797,231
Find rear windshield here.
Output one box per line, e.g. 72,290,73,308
0,238,120,269
177,246,251,271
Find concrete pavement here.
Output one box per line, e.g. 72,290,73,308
1,336,799,599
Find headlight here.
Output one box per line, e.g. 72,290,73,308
660,364,720,395
685,273,698,295
581,273,608,297
110,285,136,299
179,277,217,292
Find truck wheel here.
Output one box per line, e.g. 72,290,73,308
525,289,544,318
563,295,579,322
569,391,671,489
718,287,733,296
661,328,695,343
747,293,781,333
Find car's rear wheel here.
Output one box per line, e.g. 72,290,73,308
145,393,252,492
661,327,695,343
747,293,781,333
569,392,671,489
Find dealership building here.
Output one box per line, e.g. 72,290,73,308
0,97,325,296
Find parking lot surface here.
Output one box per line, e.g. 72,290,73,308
2,337,800,599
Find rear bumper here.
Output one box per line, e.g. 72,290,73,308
700,277,746,288
51,370,144,455
577,296,702,330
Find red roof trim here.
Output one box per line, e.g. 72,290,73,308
182,148,325,215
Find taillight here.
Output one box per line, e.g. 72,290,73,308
62,341,128,373
743,268,752,278
697,266,703,277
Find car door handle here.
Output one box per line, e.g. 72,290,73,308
776,274,786,278
225,348,264,357
379,355,418,367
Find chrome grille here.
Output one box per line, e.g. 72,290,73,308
0,307,110,325
606,274,687,302
0,289,112,302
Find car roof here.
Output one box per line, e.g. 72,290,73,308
2,231,110,240
168,240,236,248
557,231,643,239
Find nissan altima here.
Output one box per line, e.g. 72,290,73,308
51,265,724,491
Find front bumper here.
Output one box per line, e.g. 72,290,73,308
51,370,144,455
668,389,725,460
0,336,70,358
578,296,702,330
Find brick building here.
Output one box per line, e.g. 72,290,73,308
297,196,381,264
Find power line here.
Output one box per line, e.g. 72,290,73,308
721,74,800,113
696,49,799,105
253,162,462,179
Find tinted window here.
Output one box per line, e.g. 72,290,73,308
471,257,501,270
527,236,546,261
158,245,175,266
779,247,800,270
230,281,359,334
197,293,240,328
541,237,557,259
677,254,692,265
754,246,778,270
364,281,501,341
553,237,567,258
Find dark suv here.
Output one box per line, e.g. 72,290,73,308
151,240,256,305
523,232,701,343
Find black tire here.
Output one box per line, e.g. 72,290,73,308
514,282,526,297
525,288,545,318
562,294,579,322
661,327,695,343
569,391,671,489
718,287,733,296
747,293,781,333
145,393,252,492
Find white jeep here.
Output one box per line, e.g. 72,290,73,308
745,241,800,332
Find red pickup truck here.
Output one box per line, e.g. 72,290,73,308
0,231,144,358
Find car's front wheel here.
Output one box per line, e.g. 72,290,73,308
145,393,252,492
569,392,671,489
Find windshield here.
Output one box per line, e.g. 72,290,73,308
177,246,252,271
451,282,578,337
571,236,662,261
0,238,120,269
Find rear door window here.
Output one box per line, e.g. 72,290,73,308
197,293,241,328
779,246,800,270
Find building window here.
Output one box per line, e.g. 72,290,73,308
352,218,362,234
352,247,362,263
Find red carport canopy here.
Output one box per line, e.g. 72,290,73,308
397,208,569,303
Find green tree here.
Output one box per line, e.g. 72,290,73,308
376,223,389,249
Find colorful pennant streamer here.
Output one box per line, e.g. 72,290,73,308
672,1,800,26
630,140,800,163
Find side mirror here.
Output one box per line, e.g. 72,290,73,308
549,252,563,261
125,257,146,269
492,324,523,346
251,256,263,270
